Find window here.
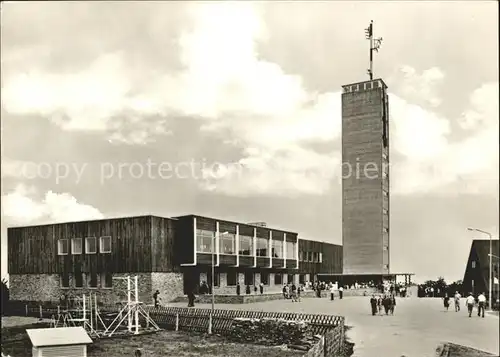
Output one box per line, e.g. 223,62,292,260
60,273,70,288
213,272,220,287
220,233,236,255
286,241,297,260
319,252,323,263
239,235,253,256
256,237,268,257
244,272,254,286
287,274,294,284
272,240,283,258
87,272,97,288
71,238,82,255
299,274,305,284
384,264,389,270
313,252,319,262
196,230,214,253
85,237,97,254
58,239,69,255
100,236,112,253
383,208,388,215
75,273,83,288
307,252,313,262
274,273,282,285
383,190,389,197
383,228,389,233
382,151,388,159
299,251,303,261
382,171,388,178
383,246,388,251
471,261,476,268
227,271,237,286
100,272,113,288
260,272,269,285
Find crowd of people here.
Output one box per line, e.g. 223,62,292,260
370,293,397,315
443,291,487,318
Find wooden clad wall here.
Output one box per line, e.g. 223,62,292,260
271,231,284,241
172,216,194,265
256,227,269,239
218,220,237,234
196,216,216,231
150,216,177,272
321,242,343,274
298,240,342,275
8,216,153,274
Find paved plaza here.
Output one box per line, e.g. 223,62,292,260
170,296,499,357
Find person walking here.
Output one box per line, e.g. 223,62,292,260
259,283,264,294
443,293,450,311
187,289,196,307
454,291,461,312
370,295,378,316
382,294,391,315
291,284,297,302
153,290,161,308
477,292,486,318
236,283,241,296
297,284,302,302
390,294,396,315
330,285,335,301
465,293,475,317
339,286,344,299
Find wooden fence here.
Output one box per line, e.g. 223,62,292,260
4,301,346,355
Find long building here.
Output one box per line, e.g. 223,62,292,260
341,78,390,275
7,214,342,303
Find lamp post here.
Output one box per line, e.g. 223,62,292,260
209,231,228,334
467,227,493,311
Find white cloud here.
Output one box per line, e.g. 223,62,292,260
1,184,103,225
2,2,497,199
1,52,172,145
392,66,445,107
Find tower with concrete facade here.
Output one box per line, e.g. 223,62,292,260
341,78,390,275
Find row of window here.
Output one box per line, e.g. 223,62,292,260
57,237,112,256
298,251,323,263
210,271,295,287
60,272,113,288
196,230,297,259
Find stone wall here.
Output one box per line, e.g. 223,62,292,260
151,272,184,303
9,273,153,305
9,274,60,302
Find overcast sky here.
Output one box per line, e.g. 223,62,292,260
1,1,498,283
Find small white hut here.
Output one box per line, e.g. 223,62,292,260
26,326,93,357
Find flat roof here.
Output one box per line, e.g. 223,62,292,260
27,326,92,347
342,78,388,89
174,214,299,235
7,214,179,229
317,273,414,276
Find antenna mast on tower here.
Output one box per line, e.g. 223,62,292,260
365,20,383,80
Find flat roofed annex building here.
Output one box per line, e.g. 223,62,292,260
7,214,343,304
341,79,390,275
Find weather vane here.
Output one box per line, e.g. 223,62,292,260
365,20,383,80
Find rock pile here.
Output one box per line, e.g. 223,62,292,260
227,317,319,349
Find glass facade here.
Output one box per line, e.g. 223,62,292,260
197,229,214,253
272,240,283,258
256,237,268,257
220,233,236,255
239,235,253,256
286,241,297,259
